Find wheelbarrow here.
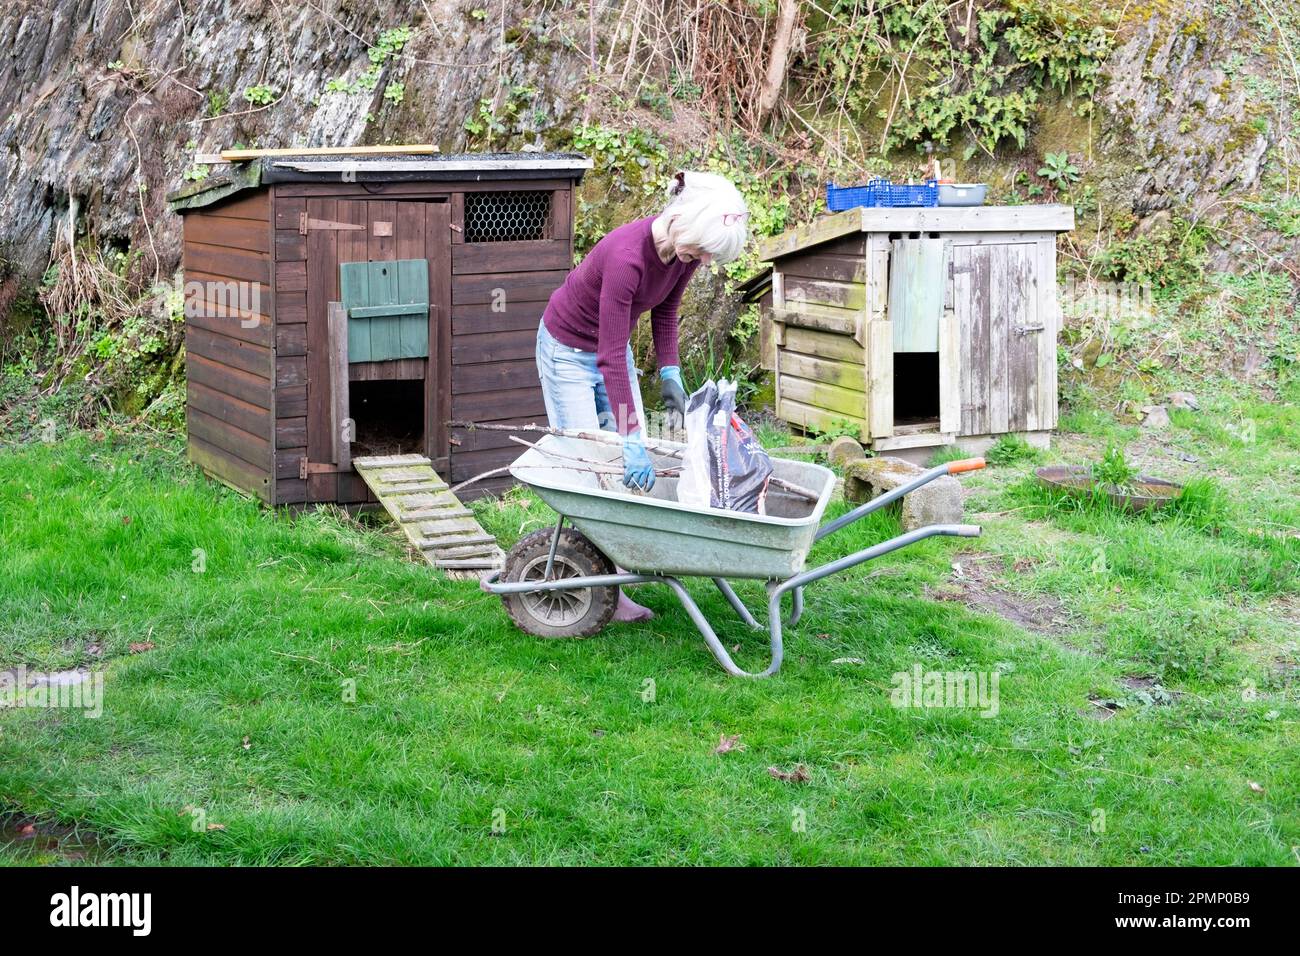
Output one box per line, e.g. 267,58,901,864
480,434,985,678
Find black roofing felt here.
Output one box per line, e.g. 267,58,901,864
167,152,591,212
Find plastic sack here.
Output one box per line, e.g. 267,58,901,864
676,379,773,514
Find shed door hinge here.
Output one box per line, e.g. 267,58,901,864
1013,324,1046,336
299,212,366,235
299,458,336,479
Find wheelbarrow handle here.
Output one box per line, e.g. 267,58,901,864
815,459,982,543
946,457,986,474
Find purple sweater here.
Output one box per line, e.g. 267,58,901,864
543,216,699,434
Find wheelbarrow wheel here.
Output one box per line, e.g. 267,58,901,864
501,528,619,638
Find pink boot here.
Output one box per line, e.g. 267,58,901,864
613,591,654,623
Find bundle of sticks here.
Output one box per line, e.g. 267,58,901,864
446,420,819,503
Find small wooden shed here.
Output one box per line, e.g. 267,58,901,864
167,152,592,505
756,205,1074,461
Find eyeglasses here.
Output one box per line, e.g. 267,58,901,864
722,212,748,225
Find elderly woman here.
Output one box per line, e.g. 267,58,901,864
535,170,749,621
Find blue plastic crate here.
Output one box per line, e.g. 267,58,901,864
826,178,939,210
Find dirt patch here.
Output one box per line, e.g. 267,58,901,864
0,812,108,864
927,551,1091,650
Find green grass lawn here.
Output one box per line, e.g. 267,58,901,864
0,387,1296,865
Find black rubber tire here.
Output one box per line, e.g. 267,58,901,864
501,528,619,638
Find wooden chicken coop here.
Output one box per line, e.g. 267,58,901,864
756,204,1074,461
167,152,592,506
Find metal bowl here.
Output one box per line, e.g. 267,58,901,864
1035,465,1183,512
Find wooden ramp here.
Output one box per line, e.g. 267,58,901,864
351,454,503,575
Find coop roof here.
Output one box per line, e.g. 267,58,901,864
167,152,593,213
757,204,1075,261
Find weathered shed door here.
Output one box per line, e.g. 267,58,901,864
952,242,1050,435
304,197,451,498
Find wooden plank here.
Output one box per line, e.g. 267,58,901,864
959,245,990,435
781,326,864,365
452,327,536,365
1037,237,1059,430
182,243,270,285
449,445,524,482
198,191,270,223
308,472,339,503
277,355,307,387
550,188,571,241
186,215,270,253
452,270,567,305
781,274,866,311
276,417,307,449
779,252,865,284
938,309,961,435
185,326,272,379
757,208,863,261
188,434,272,503
187,379,270,439
778,352,865,392
186,308,271,347
451,302,547,336
305,197,338,464
872,431,956,452
1005,243,1038,432
858,205,1075,233
275,230,306,261
452,358,539,395
187,353,272,410
771,302,861,337
987,246,1012,434
274,196,306,230
221,144,439,161
779,375,865,418
348,358,425,381
188,404,271,470
277,385,307,419
276,290,307,324
327,302,350,471
867,235,889,319
274,179,570,198
888,238,947,353
276,477,308,504
276,449,307,478
776,397,863,439
276,260,307,292
451,240,572,275
867,319,893,438
452,385,546,421
426,200,452,473
275,321,307,356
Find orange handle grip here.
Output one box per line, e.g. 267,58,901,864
946,457,986,474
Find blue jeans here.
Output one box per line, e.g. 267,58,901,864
535,320,645,433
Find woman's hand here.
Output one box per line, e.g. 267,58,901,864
659,366,687,429
623,432,655,491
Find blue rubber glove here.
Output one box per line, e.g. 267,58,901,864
659,365,687,429
622,431,655,492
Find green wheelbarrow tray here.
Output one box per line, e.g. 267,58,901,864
481,434,985,678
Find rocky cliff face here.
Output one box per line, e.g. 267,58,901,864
0,0,587,287
0,0,1293,315
1100,0,1280,222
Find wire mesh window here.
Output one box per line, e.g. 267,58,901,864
463,190,552,242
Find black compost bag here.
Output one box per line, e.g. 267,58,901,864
679,380,773,514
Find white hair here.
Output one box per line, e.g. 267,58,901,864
660,170,749,264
